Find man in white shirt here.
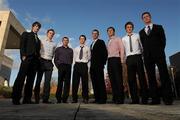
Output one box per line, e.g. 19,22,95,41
72,35,91,104
34,29,57,104
122,22,148,104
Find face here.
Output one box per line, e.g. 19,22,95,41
32,25,40,33
126,24,133,34
47,31,55,40
79,36,86,44
92,31,99,40
107,28,115,37
62,38,69,46
142,13,152,25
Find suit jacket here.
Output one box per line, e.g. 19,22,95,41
90,39,108,68
20,31,41,59
139,24,166,58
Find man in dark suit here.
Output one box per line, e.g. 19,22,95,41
90,29,108,104
139,12,173,105
12,21,41,105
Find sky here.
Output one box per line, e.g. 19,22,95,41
0,0,179,86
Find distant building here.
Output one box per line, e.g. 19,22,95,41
0,11,25,86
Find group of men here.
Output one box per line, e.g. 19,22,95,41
12,12,173,105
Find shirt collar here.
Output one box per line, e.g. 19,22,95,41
145,23,153,28
126,33,134,37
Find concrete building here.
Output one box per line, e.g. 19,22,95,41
0,11,25,86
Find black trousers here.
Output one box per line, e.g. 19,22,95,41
90,65,107,103
72,62,89,101
144,53,173,103
12,55,39,102
107,57,124,103
126,54,148,103
34,58,53,102
56,64,72,102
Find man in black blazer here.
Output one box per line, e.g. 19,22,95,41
90,29,108,104
12,21,41,105
139,12,173,105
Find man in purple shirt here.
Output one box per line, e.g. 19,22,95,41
54,37,73,103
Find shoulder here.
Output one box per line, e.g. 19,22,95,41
153,24,163,29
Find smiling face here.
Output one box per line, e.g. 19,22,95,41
62,37,69,47
126,24,133,34
79,36,86,45
92,31,99,40
107,28,115,38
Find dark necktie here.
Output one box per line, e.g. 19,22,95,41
128,35,133,52
34,34,38,43
79,46,83,60
147,26,151,35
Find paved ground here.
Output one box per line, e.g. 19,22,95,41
0,99,180,120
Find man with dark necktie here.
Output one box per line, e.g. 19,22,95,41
90,29,108,104
12,21,41,105
122,22,148,104
139,12,173,105
72,35,90,104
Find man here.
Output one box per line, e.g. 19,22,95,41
107,27,124,104
34,29,57,104
12,21,41,105
72,35,90,104
90,29,108,104
122,22,148,104
54,37,73,103
139,12,173,105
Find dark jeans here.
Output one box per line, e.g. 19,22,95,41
56,64,72,102
72,62,89,102
12,55,39,102
34,58,53,102
107,57,124,103
126,54,148,103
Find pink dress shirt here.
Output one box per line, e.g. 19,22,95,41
107,36,125,63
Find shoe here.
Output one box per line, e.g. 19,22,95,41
72,100,78,103
83,99,88,104
42,101,53,104
22,100,35,104
129,101,139,104
149,101,161,105
62,100,67,103
12,100,21,105
57,100,61,104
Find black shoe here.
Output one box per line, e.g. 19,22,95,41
129,101,139,104
149,101,161,105
57,100,61,104
12,100,21,105
62,100,67,103
72,100,78,103
83,99,88,104
22,100,35,104
98,101,106,104
42,101,53,104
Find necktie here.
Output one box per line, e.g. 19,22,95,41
79,46,83,60
34,34,38,43
147,26,151,35
128,35,133,52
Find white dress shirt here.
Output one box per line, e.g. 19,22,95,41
91,39,98,50
40,39,57,60
122,33,143,58
73,45,91,63
145,23,153,34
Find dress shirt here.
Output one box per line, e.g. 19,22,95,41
91,39,98,50
107,36,124,63
145,23,153,34
54,46,73,66
122,33,143,58
73,45,91,63
40,39,57,60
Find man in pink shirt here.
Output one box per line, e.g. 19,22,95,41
107,27,125,104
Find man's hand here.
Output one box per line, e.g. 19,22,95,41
22,56,26,61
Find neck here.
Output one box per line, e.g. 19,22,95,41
47,38,52,42
127,32,133,36
63,45,68,48
145,22,152,26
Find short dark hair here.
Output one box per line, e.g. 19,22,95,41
62,36,69,41
47,29,55,34
141,12,151,19
92,29,99,34
107,27,115,32
32,21,41,28
79,35,86,40
125,21,134,30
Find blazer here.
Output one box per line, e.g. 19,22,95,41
20,31,41,59
139,24,166,58
90,39,108,68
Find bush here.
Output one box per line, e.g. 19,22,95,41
0,86,12,98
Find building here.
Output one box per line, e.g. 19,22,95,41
0,11,25,86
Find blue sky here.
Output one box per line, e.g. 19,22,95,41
0,0,180,86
